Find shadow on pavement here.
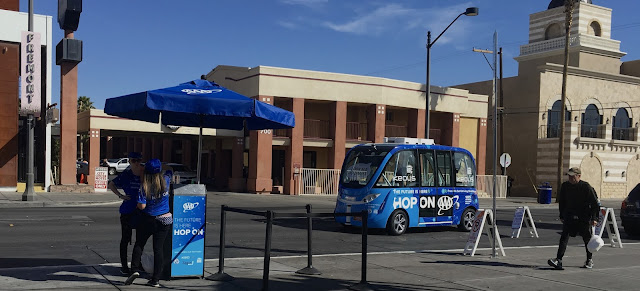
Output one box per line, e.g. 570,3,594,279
422,260,538,269
0,258,81,269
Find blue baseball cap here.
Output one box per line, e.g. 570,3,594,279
145,158,162,174
128,152,142,159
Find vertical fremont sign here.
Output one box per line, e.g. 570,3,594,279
20,31,42,117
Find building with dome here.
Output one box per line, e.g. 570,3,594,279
455,1,640,198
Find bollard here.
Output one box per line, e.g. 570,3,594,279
349,210,373,291
296,204,321,275
263,210,274,291
207,205,234,281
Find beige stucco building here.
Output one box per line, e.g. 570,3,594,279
78,65,489,194
455,1,640,198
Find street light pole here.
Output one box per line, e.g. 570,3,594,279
22,0,37,201
425,7,478,139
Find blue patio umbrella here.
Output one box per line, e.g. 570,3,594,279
104,79,295,183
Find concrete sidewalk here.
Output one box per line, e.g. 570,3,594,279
0,190,624,210
0,242,637,290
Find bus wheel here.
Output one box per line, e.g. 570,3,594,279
458,208,475,231
387,209,408,236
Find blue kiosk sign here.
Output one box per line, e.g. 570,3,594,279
171,193,206,277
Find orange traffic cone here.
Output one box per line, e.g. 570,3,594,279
79,173,87,184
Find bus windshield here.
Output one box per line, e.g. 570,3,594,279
341,146,392,188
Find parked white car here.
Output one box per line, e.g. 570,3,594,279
102,158,130,175
165,163,197,184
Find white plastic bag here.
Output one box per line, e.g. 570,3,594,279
587,235,604,252
141,252,154,274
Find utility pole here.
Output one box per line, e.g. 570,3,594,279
499,47,504,175
557,0,575,199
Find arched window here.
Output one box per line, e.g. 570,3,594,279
613,108,632,140
547,100,571,138
545,23,563,40
581,104,601,138
588,21,602,37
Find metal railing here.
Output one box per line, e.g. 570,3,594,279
476,175,507,198
298,168,341,195
385,124,407,137
304,119,330,139
613,127,636,141
273,128,288,137
539,125,561,139
346,122,368,141
580,124,601,138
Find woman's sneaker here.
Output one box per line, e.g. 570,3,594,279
147,279,160,287
584,259,594,269
124,271,139,285
547,258,563,270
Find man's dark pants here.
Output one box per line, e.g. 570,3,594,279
557,218,593,260
120,213,134,270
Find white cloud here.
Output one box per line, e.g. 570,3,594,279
321,2,476,42
322,4,415,35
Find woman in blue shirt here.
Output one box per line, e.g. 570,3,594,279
124,159,173,287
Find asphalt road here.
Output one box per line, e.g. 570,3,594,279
0,194,637,269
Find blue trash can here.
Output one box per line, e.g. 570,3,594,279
538,182,552,204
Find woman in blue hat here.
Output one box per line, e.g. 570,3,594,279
124,159,173,287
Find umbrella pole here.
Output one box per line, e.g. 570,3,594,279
197,116,203,184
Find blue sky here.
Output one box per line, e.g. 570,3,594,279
19,0,640,109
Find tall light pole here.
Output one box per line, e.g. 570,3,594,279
425,7,478,139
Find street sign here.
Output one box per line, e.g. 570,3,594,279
94,167,108,192
500,153,511,168
463,209,505,257
510,206,538,238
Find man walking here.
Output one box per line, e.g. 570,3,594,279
548,167,599,270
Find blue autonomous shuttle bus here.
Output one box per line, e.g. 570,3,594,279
334,137,479,235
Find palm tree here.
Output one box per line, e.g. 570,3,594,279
77,96,95,160
77,96,95,112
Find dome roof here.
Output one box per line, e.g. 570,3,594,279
548,0,592,10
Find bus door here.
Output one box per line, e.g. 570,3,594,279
417,149,455,225
378,149,419,222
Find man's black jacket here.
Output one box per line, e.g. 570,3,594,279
558,180,599,222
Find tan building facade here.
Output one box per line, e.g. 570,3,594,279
455,2,640,198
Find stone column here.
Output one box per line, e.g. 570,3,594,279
248,96,274,194
285,98,304,195
162,138,172,162
330,101,347,169
106,136,113,158
59,31,79,184
367,104,386,143
477,118,487,175
228,137,246,192
87,129,100,185
182,139,192,167
408,109,426,138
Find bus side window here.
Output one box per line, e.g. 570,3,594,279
420,150,435,187
454,152,476,187
436,151,453,187
376,150,418,187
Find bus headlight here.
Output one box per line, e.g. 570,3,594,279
362,194,380,203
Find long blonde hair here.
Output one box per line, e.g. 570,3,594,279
142,172,166,200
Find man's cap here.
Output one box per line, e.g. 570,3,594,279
567,167,581,176
145,159,162,174
128,152,142,159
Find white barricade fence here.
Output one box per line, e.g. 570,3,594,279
298,168,341,195
476,175,507,198
594,207,623,248
463,209,505,257
511,206,539,238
